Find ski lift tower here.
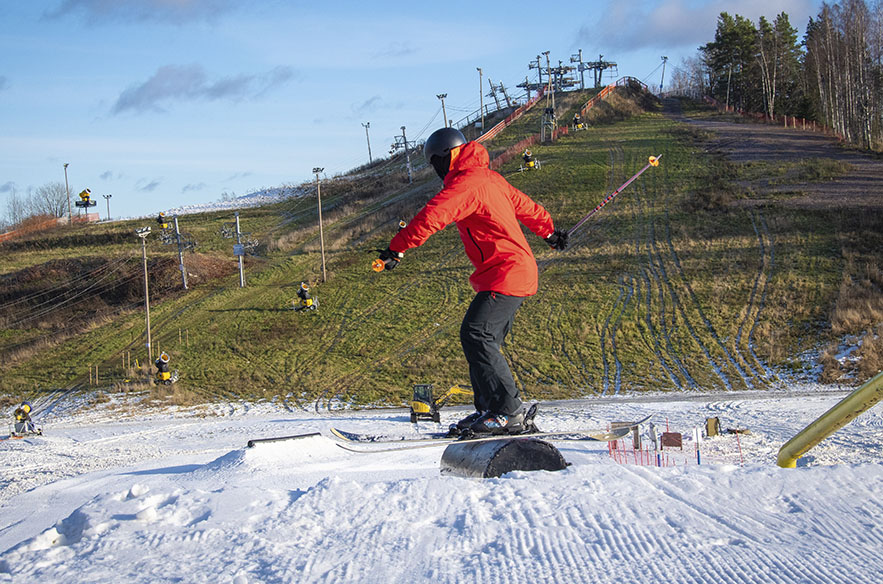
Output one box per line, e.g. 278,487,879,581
541,51,557,142
552,60,577,92
586,54,618,88
571,49,587,90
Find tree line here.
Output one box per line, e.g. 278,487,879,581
669,0,883,150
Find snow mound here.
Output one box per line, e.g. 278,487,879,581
193,434,344,478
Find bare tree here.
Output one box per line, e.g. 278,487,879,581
31,182,69,218
5,186,27,226
670,56,708,98
806,0,879,148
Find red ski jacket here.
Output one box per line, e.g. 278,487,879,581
389,141,555,297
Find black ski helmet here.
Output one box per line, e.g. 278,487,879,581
423,127,467,179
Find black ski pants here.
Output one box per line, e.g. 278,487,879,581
460,291,525,416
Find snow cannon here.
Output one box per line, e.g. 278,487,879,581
154,352,179,385
156,212,169,230
11,401,41,436
440,437,568,478
409,384,473,423
75,188,97,208
572,114,586,131
292,282,317,312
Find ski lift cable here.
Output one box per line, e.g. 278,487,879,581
0,254,133,311
2,261,141,329
1,258,136,325
641,61,665,85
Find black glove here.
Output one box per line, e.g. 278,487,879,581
545,229,568,251
377,247,404,270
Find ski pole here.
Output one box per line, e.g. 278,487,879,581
568,154,661,236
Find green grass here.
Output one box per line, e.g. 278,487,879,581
2,89,879,407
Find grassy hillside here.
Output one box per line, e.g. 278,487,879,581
2,88,880,410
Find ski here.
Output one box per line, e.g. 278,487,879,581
329,427,449,443
331,412,653,445
334,426,632,454
332,402,541,444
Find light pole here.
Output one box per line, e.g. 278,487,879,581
103,194,112,221
63,163,72,225
313,167,327,282
362,122,373,164
660,56,669,93
477,68,484,133
135,226,153,371
437,93,448,127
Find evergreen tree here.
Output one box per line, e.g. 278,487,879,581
700,13,760,111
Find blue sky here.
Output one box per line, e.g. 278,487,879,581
0,0,822,220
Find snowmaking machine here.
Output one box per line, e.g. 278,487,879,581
75,188,97,208
154,352,179,385
9,401,42,437
519,149,542,173
291,282,318,312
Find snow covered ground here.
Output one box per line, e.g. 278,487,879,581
2,385,882,584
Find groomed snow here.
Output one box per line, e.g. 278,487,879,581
2,386,882,583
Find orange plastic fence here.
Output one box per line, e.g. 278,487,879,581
476,86,546,144
704,96,843,141
484,77,643,172
0,213,100,243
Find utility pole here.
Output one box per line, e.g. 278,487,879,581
401,127,412,184
103,193,112,221
437,93,448,127
173,216,188,289
135,226,152,370
313,167,327,282
389,128,413,184
234,212,245,287
362,122,373,164
477,67,484,133
63,163,72,225
660,56,669,93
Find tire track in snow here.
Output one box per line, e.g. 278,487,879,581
746,211,780,383
631,168,697,390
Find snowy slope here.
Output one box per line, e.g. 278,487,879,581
1,387,882,584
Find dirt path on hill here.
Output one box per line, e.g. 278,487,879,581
663,99,883,211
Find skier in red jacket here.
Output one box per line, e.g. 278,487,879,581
377,127,568,434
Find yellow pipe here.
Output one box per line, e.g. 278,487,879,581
777,370,883,468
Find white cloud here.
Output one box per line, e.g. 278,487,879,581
44,0,239,25
577,0,818,51
111,64,297,115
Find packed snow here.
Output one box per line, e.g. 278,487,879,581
2,385,882,583
163,185,308,217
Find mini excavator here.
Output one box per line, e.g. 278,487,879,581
409,384,473,423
